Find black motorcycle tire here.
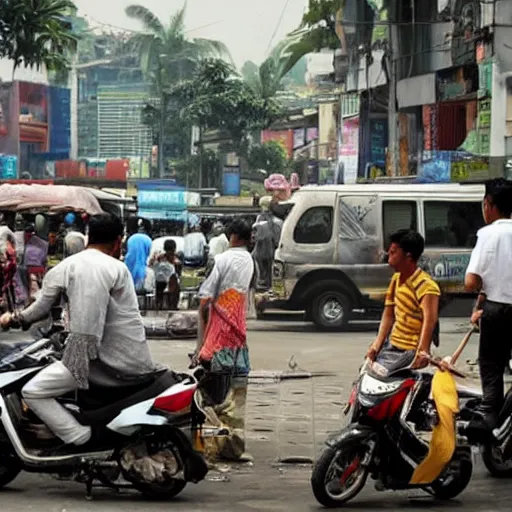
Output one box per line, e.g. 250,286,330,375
129,478,187,500
311,441,369,508
120,437,188,500
429,449,473,500
482,445,512,477
0,460,21,489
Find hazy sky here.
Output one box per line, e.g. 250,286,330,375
74,0,309,68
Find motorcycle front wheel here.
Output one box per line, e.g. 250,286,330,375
311,438,371,508
429,448,473,500
0,452,21,489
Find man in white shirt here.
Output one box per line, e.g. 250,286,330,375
183,226,207,267
208,222,229,259
465,178,512,429
1,214,155,452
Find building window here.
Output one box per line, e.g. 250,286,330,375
383,201,418,247
424,201,484,248
293,206,333,244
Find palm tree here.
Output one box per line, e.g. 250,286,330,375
0,0,77,76
126,3,230,176
242,30,311,101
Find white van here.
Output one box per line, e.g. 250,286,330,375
270,183,485,329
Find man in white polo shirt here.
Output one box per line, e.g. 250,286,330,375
465,178,512,429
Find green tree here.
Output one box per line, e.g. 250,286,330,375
248,141,288,174
0,0,77,75
172,59,280,152
242,33,311,101
299,0,343,52
126,3,230,176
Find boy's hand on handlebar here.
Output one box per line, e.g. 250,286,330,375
366,342,379,362
412,350,430,369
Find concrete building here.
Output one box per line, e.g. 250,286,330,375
335,0,508,182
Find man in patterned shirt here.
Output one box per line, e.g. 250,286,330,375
367,229,440,374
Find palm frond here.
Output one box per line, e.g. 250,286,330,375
168,3,187,35
192,38,232,62
125,5,165,36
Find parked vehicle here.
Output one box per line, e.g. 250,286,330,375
270,183,485,330
311,357,475,508
0,319,208,499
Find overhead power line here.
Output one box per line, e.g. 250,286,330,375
266,0,291,56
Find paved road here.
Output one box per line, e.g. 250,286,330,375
1,318,510,511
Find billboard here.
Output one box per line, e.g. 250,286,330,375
223,166,241,196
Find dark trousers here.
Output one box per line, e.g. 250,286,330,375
479,300,512,426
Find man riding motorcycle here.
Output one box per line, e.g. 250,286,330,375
0,213,156,453
366,229,440,373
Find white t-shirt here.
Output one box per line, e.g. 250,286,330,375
466,219,512,304
21,249,154,375
184,232,207,260
209,233,229,258
199,247,255,300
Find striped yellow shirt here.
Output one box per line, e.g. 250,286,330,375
385,268,441,351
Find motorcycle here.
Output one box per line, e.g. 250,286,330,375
311,349,476,508
459,375,512,477
0,318,209,500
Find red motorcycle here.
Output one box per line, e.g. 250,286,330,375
311,355,474,508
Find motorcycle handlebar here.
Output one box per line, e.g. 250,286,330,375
424,355,467,379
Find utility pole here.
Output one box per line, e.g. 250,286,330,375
158,92,165,178
198,125,203,189
387,5,400,177
69,52,79,161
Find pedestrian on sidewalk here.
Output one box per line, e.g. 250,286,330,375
193,219,255,462
465,178,512,429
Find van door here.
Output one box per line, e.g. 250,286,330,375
421,199,484,293
336,194,391,303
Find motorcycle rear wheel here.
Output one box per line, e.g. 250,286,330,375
482,444,512,477
120,438,187,500
311,440,370,508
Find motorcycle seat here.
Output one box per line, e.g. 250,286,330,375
72,370,184,427
88,361,167,389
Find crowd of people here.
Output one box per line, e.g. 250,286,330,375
0,212,88,314
0,211,256,463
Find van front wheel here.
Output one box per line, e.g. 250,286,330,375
312,290,351,331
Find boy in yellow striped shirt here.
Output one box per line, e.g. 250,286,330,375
367,229,440,374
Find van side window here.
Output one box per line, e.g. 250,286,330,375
293,206,333,244
383,201,418,247
424,201,484,248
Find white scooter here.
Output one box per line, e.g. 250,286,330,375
0,320,208,500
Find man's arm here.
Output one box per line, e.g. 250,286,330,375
417,294,440,354
465,233,485,293
19,267,64,325
367,276,397,359
370,306,394,353
465,273,482,293
195,261,222,355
